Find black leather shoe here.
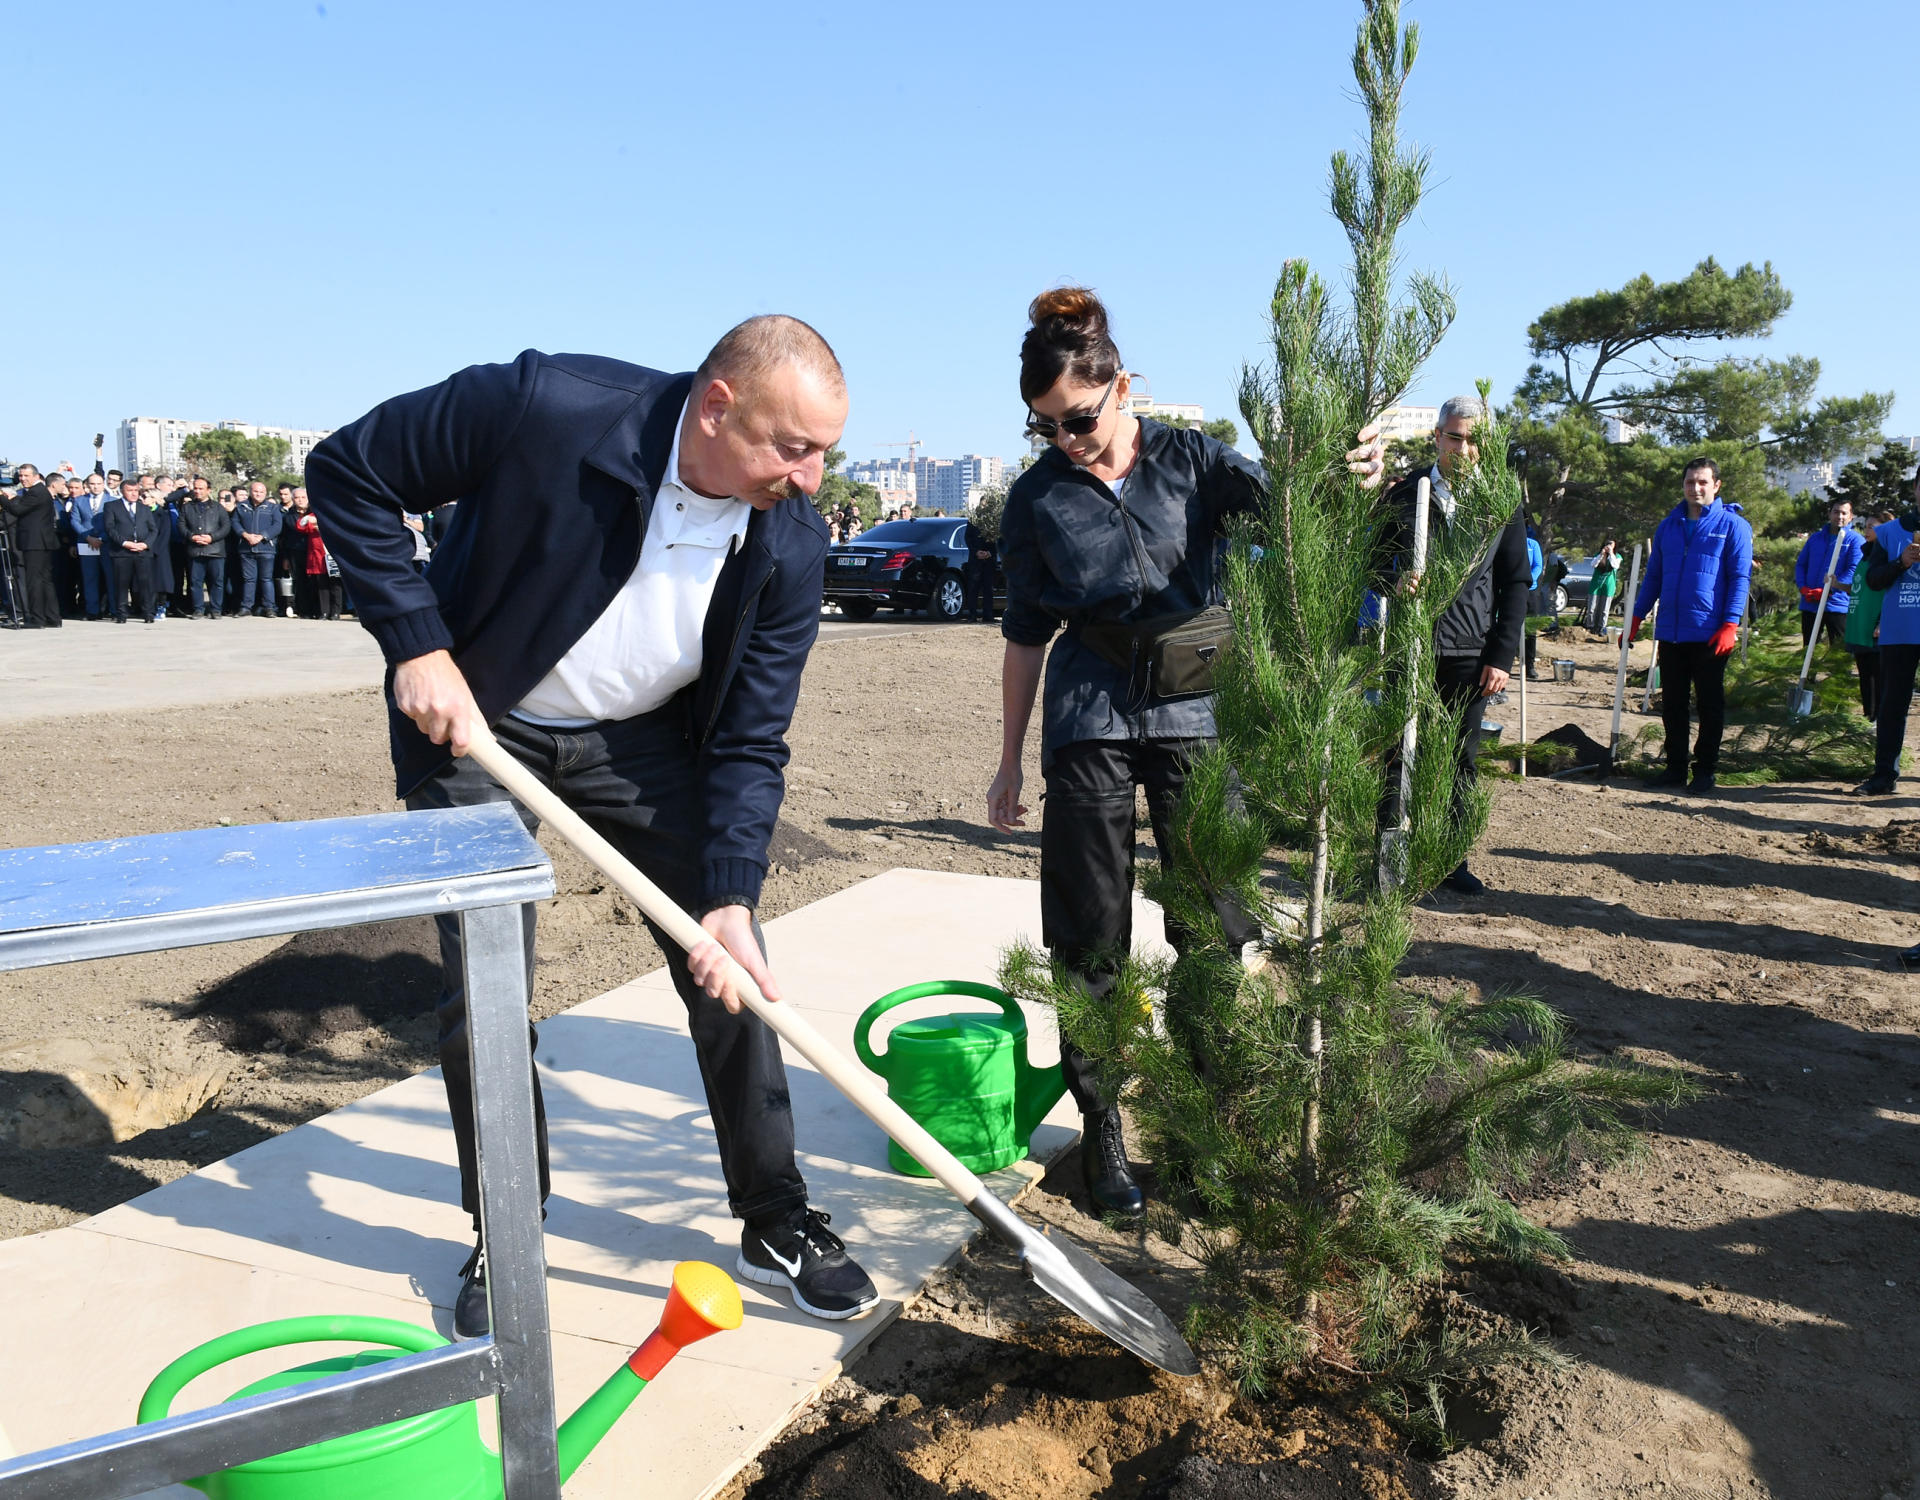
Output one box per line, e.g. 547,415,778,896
1854,775,1898,796
453,1241,489,1339
1080,1108,1144,1216
1688,772,1717,796
1443,863,1488,896
1650,766,1688,788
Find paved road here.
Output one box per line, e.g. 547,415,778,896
2,612,971,720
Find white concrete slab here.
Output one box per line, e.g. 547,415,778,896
0,868,1171,1498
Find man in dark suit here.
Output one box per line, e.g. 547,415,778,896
961,516,997,622
309,317,878,1337
0,464,65,627
102,476,159,622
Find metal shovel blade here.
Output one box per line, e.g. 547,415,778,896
969,1192,1199,1376
1787,685,1816,718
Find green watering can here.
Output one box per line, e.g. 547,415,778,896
135,1260,742,1499
853,980,1066,1177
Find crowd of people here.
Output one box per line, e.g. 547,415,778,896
0,452,442,628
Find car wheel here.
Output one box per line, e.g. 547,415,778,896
1552,586,1568,614
930,572,966,621
840,598,879,621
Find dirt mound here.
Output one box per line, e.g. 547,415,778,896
1533,722,1610,765
1804,818,1920,857
184,917,444,1051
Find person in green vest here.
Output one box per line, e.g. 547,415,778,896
1844,518,1890,721
1584,537,1621,636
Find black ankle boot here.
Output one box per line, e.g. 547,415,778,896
1080,1108,1144,1216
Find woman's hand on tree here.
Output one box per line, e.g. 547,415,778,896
987,762,1027,832
1345,423,1385,490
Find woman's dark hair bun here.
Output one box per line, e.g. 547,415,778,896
1028,286,1108,330
1020,285,1122,404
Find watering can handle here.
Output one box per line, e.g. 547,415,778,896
138,1316,448,1425
852,981,1024,1074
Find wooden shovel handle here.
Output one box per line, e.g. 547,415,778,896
462,723,990,1207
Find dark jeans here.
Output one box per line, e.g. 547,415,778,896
1657,639,1730,776
239,552,275,612
1040,737,1260,1113
109,552,152,621
1801,610,1846,650
188,557,226,614
962,561,996,622
1850,647,1881,721
1873,644,1920,781
19,549,60,626
1383,655,1488,831
406,704,807,1231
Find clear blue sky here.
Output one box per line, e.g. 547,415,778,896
5,1,1915,472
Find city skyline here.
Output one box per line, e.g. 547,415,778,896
3,3,1914,474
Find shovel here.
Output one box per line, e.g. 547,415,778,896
1789,542,1842,717
463,725,1200,1377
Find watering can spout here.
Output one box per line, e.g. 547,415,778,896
555,1261,743,1484
1014,1037,1068,1143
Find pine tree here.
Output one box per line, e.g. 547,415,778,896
1001,0,1688,1408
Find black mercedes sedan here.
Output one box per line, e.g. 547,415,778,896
822,518,1003,621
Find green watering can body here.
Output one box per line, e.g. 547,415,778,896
853,981,1066,1177
138,1317,498,1500
134,1263,744,1498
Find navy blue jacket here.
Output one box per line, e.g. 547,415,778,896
101,496,157,552
1633,498,1753,642
234,498,283,555
305,350,828,911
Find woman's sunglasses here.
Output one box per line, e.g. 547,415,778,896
1025,375,1118,441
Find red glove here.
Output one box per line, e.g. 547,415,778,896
1709,622,1739,656
1628,616,1644,641
1800,586,1823,603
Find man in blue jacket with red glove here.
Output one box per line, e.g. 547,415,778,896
1793,497,1863,650
1630,457,1753,795
306,318,880,1336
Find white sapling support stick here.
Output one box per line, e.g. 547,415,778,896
1608,542,1643,771
1379,476,1431,889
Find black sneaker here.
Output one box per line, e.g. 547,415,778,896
1688,772,1717,796
453,1240,489,1339
738,1207,879,1321
1650,766,1688,789
1443,862,1488,896
1854,775,1897,796
1080,1107,1144,1216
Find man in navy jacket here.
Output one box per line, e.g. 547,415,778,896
307,318,878,1334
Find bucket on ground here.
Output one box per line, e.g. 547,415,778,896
1553,659,1576,683
854,981,1066,1177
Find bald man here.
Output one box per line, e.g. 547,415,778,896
308,323,876,1336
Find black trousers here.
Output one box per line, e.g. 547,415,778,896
1383,655,1488,832
1850,647,1881,721
19,548,60,627
1657,639,1730,775
109,552,153,621
1873,644,1920,781
1800,610,1846,650
1040,737,1260,1113
313,576,344,619
406,705,807,1231
962,561,996,622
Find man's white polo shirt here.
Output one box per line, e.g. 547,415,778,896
514,402,751,726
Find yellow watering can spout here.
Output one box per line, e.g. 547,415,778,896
555,1261,743,1483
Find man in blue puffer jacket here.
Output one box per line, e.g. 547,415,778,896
1794,497,1863,650
1630,457,1753,794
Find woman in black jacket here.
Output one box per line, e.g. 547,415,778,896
986,287,1382,1213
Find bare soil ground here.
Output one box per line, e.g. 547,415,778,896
5,622,1918,1498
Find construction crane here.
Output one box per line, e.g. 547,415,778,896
873,431,923,476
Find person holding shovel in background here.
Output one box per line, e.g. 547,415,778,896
1373,396,1532,898
986,286,1387,1215
1853,468,1920,799
306,321,881,1336
1629,457,1753,796
1795,497,1863,652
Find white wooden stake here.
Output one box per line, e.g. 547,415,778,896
1608,542,1643,769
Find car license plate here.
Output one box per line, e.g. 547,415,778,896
839,556,869,569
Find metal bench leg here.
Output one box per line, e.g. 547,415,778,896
460,901,562,1500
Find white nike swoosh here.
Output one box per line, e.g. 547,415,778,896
761,1239,803,1277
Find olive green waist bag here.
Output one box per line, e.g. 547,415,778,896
1073,605,1235,701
